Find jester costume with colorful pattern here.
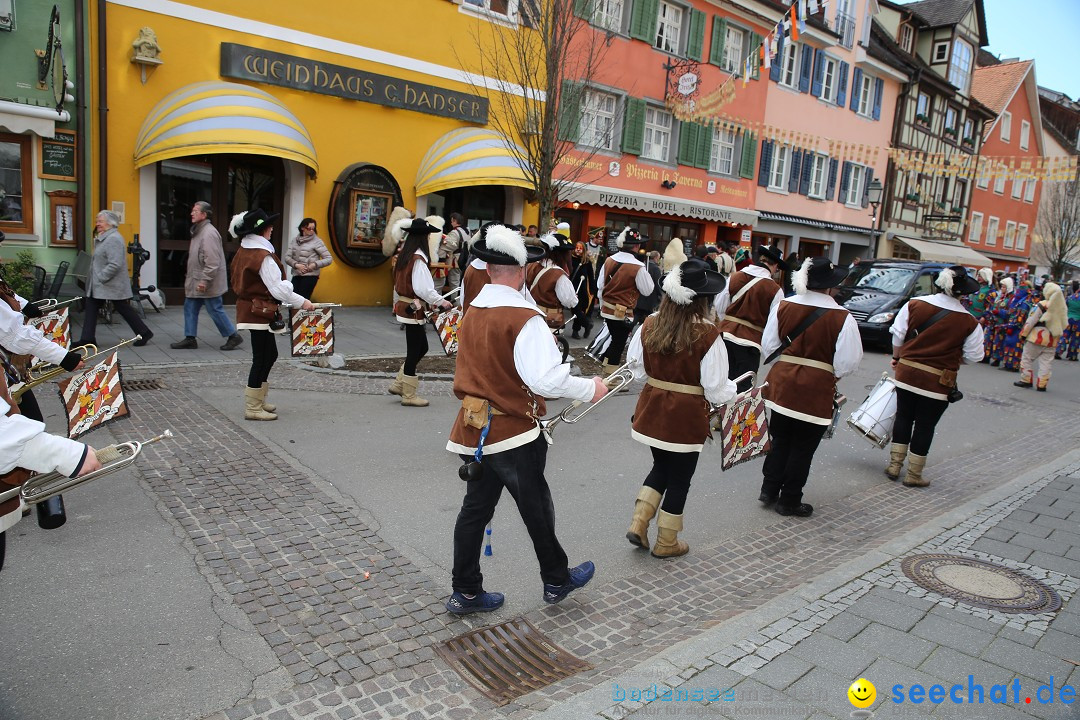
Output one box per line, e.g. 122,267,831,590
1056,286,1080,361
988,284,1031,370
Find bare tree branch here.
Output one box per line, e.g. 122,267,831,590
454,0,616,233
1035,179,1080,279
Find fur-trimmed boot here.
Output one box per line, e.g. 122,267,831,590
259,382,277,412
388,365,405,396
245,387,277,421
626,486,662,548
400,374,429,407
885,443,908,480
651,510,689,558
902,452,929,487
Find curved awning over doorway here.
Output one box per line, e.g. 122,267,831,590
415,128,532,197
134,81,318,175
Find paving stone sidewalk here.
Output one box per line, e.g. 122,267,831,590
108,359,1080,720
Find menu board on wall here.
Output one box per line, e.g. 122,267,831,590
39,131,77,181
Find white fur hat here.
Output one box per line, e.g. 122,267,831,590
977,267,994,284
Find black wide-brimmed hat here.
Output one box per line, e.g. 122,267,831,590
794,257,849,293
540,232,573,252
935,265,981,297
470,224,545,266
233,209,280,237
755,244,785,266
401,217,442,236
662,259,727,304
615,227,645,248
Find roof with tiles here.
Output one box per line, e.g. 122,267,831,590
971,60,1032,117
901,0,989,45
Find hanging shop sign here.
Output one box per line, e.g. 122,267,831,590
220,43,488,124
328,162,404,269
561,185,759,227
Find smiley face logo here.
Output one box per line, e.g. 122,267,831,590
848,678,876,708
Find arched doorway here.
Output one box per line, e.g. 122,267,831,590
155,154,285,305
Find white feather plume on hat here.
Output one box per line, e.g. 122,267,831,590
426,215,445,261
484,224,527,265
977,267,994,284
792,257,812,296
228,212,247,239
662,265,696,305
468,228,482,247
382,206,413,257
539,233,559,250
662,238,687,273
615,227,630,249
935,267,955,294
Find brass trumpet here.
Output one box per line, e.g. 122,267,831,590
29,296,83,311
541,363,634,442
10,336,139,403
0,430,174,508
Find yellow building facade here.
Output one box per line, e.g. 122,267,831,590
94,0,538,305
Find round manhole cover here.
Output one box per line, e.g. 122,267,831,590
900,554,1061,614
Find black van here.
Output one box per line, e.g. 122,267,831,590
835,259,948,346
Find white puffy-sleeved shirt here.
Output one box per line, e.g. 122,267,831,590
0,292,68,366
241,236,307,308
627,319,738,408
712,264,784,342
889,293,985,363
597,251,656,299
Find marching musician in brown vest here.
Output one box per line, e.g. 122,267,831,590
625,259,737,558
713,245,785,393
596,227,655,375
760,258,862,517
230,209,314,421
526,232,579,328
887,266,983,487
459,224,493,316
445,225,607,614
1,231,87,528
388,217,453,407
1,370,100,570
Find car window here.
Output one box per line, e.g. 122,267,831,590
842,266,917,294
911,272,935,297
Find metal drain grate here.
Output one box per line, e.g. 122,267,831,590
125,378,166,391
435,618,592,705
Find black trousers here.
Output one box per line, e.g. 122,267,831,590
247,329,279,388
453,435,569,593
78,297,151,344
602,318,632,366
760,411,828,508
724,340,762,393
891,387,949,456
292,275,319,300
642,447,700,515
403,323,428,376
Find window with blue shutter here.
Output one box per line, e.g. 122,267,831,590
799,154,813,195
861,168,875,208
836,62,849,107
799,45,813,93
826,158,839,199
849,67,863,111
811,49,824,97
770,33,785,83
758,140,773,187
788,150,802,193
872,77,884,120
709,16,728,67
839,161,852,203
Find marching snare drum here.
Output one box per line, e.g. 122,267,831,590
846,372,897,448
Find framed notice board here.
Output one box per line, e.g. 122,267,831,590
39,130,77,181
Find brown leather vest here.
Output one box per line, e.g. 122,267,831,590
719,271,781,346
461,263,489,316
393,252,428,320
601,258,641,313
763,302,849,421
526,264,569,327
230,246,284,325
896,299,978,395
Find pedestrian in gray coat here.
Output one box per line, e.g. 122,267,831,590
283,218,332,300
76,210,153,347
170,201,243,350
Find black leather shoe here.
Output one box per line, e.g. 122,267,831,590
758,492,777,506
133,332,153,347
170,336,198,349
1013,380,1032,388
220,333,243,351
776,503,813,517
1036,386,1047,392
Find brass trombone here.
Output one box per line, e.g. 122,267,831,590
0,430,174,508
9,336,140,403
541,363,635,442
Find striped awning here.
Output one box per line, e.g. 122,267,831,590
415,128,532,196
134,81,318,174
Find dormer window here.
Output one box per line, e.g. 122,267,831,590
948,38,973,95
898,24,913,53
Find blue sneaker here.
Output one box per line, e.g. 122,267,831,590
445,590,505,615
543,561,595,604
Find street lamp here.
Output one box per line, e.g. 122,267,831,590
867,178,883,257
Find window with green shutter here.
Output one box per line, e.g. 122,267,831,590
558,80,583,143
740,132,757,179
709,16,727,67
750,33,762,79
687,9,706,61
629,0,660,42
677,121,700,166
694,123,711,169
622,96,646,155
